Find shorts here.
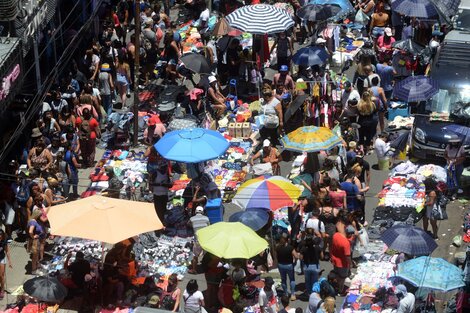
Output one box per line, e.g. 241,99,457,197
193,240,203,257
0,258,6,264
333,266,349,278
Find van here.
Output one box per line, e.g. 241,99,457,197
410,29,470,160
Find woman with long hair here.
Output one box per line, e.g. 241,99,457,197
357,90,378,153
115,53,131,107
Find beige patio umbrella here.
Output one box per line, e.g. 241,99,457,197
47,195,163,244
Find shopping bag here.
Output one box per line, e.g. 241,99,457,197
294,259,302,274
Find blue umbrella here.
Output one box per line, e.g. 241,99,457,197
396,256,465,291
292,46,329,66
393,75,439,103
381,225,437,256
155,128,229,163
229,209,270,231
392,0,438,18
443,124,470,145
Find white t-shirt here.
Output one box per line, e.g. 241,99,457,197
199,8,210,23
183,290,204,309
342,89,360,107
306,217,325,233
374,137,390,160
258,286,277,313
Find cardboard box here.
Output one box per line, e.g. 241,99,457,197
242,122,251,137
228,123,236,137
235,123,243,138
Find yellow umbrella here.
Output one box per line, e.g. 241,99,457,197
197,222,268,259
47,195,163,244
281,126,342,153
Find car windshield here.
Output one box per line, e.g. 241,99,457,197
428,88,470,113
455,9,470,31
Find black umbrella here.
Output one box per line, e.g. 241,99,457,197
389,130,410,154
284,94,308,122
297,4,342,21
216,35,232,52
180,53,211,74
392,39,424,55
23,276,68,302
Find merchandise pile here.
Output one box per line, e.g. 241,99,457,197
133,233,193,278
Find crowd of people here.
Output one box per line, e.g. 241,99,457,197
0,0,464,312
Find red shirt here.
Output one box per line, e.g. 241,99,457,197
76,117,99,139
329,190,346,209
330,232,351,268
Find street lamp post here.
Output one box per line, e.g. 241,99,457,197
133,0,141,146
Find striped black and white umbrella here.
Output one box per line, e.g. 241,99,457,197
225,4,294,34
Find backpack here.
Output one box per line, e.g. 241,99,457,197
79,119,91,140
16,179,30,206
160,291,176,311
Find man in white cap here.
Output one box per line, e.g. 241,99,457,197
315,37,330,57
188,206,210,274
250,139,281,175
395,284,415,313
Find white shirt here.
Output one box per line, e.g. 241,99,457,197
341,89,360,107
306,217,325,233
374,137,390,160
258,286,277,313
199,8,210,23
183,290,204,309
397,293,415,313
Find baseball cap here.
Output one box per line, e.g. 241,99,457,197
195,206,204,214
384,27,392,36
280,65,289,72
316,37,326,44
147,295,160,305
263,139,271,147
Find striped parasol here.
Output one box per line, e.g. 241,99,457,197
226,4,294,34
281,126,342,153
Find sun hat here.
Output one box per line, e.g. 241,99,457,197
195,206,204,214
208,75,217,84
263,139,271,147
31,128,42,138
280,65,289,72
394,284,407,295
348,141,357,149
384,27,392,36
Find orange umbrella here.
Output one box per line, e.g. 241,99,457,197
47,195,163,244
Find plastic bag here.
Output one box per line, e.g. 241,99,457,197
354,228,369,255
294,259,302,274
355,10,370,25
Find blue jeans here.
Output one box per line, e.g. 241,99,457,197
304,264,320,294
69,170,79,196
278,263,296,295
102,94,112,118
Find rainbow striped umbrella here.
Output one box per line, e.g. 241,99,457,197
233,176,301,211
281,126,342,153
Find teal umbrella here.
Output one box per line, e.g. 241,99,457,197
396,256,465,292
